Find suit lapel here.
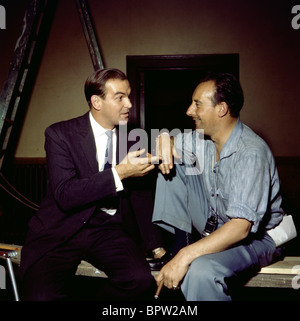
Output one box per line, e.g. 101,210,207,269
78,112,98,173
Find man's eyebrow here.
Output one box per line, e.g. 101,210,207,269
113,91,126,96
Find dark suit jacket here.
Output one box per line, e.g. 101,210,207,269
20,112,156,277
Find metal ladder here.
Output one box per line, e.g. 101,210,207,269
0,0,104,172
0,0,104,301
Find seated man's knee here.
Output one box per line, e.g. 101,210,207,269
187,256,216,282
182,255,232,300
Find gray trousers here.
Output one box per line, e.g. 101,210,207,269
152,163,277,301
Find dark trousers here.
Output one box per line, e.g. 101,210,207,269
21,211,155,301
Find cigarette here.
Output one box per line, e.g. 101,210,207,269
154,281,163,299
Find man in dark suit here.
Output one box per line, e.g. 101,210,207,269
20,68,163,301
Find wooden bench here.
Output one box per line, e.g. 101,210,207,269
244,256,300,288
1,243,300,289
77,256,300,289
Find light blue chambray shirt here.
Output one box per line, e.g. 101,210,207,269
175,118,284,234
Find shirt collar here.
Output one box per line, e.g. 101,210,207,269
89,111,116,137
219,117,243,159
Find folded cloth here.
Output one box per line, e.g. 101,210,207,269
267,214,297,247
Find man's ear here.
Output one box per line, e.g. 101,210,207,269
218,102,229,118
90,95,102,111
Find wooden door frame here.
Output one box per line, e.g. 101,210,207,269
126,54,239,128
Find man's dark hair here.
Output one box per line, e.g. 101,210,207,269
200,72,244,117
84,68,127,106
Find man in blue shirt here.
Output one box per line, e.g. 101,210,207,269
153,72,284,300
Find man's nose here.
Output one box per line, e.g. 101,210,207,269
186,103,195,117
126,97,132,108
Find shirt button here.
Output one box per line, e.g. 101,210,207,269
211,193,215,197
82,218,87,224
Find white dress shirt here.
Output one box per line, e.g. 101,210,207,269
89,112,124,215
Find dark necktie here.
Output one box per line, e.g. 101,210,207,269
104,130,113,170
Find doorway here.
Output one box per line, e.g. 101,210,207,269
126,54,239,133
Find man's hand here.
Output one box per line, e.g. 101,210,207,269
115,148,159,180
156,134,180,174
155,248,190,290
155,218,252,291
